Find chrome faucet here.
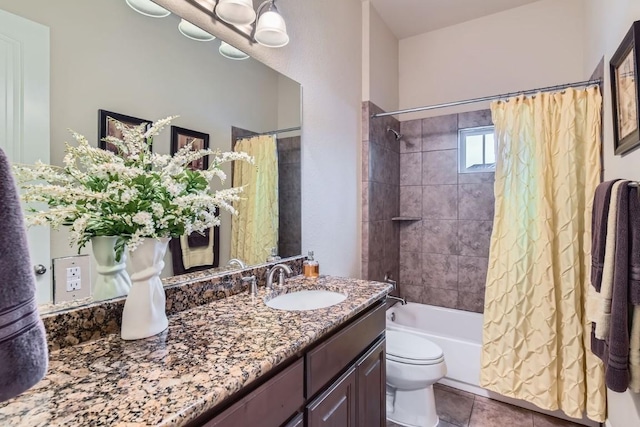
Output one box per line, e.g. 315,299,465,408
388,295,407,305
266,264,292,290
242,275,258,296
228,258,246,269
384,273,406,305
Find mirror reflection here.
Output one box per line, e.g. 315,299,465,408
0,0,302,310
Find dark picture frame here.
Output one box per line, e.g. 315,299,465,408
168,125,218,274
170,126,210,170
98,109,151,153
610,21,640,156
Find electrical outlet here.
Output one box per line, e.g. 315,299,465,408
67,266,81,279
66,279,81,292
53,255,91,303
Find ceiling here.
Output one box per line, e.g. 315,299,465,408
369,0,542,39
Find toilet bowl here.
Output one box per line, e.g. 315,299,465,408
386,329,447,427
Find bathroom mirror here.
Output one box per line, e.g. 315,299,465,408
0,0,302,311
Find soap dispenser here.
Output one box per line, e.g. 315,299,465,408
266,247,281,262
303,251,319,278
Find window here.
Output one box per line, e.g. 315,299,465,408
458,126,496,173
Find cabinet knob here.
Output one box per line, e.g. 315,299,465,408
34,264,47,275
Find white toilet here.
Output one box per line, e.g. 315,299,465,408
386,329,447,427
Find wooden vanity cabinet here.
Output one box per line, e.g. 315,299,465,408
195,300,386,427
356,338,386,427
284,413,304,427
305,337,385,427
307,367,357,427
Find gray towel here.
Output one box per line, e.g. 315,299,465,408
629,188,640,305
591,180,620,292
0,148,48,402
591,183,639,392
604,183,631,391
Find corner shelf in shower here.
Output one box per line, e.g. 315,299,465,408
391,217,422,221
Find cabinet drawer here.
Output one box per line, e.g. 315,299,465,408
203,358,304,427
306,302,385,397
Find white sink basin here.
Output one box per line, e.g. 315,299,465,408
265,290,347,311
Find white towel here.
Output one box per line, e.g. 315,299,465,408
180,228,214,270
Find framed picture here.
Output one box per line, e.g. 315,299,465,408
168,126,217,274
170,126,210,170
98,109,150,153
611,21,640,156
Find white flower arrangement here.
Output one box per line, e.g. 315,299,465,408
14,116,253,260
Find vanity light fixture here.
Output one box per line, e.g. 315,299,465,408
219,41,250,60
254,1,289,47
215,0,290,48
215,0,256,26
178,19,216,41
125,0,171,18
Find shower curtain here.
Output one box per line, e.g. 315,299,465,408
480,87,606,422
230,134,279,265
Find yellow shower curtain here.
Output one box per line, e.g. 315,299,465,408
230,135,278,265
480,87,606,422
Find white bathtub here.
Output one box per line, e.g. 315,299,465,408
386,302,597,427
386,302,483,392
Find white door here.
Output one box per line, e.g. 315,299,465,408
0,9,51,304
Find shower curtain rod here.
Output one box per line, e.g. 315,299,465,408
371,79,602,118
236,126,301,139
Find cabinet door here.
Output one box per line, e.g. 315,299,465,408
307,367,357,427
284,413,303,427
356,338,386,427
306,302,385,397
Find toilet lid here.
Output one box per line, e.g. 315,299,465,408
386,330,444,362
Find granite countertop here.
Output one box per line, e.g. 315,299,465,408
0,275,391,427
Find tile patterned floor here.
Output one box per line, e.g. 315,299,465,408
387,384,587,427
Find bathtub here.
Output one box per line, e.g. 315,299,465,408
386,302,597,427
386,302,483,392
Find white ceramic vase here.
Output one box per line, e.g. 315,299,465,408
91,236,132,301
121,237,170,340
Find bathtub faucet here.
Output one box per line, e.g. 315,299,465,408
383,273,405,304
388,295,406,305
384,273,397,290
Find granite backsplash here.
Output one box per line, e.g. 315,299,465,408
42,256,304,350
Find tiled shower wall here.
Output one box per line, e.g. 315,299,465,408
398,110,495,313
277,136,301,257
361,102,400,284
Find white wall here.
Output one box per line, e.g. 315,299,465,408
157,0,363,278
399,0,586,120
584,0,640,182
584,2,640,425
362,1,399,112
